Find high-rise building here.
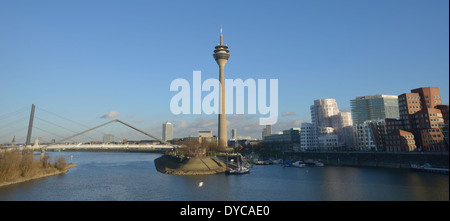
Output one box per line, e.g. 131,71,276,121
162,121,173,141
310,99,355,150
351,94,399,150
213,25,230,149
262,125,272,139
300,122,317,151
311,99,340,129
350,94,400,126
355,120,387,151
231,128,237,140
103,134,114,144
386,87,448,152
334,112,355,150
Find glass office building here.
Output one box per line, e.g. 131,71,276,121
350,94,400,126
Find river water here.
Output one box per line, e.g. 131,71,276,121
0,152,448,201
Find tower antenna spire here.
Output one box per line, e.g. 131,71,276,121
220,24,223,45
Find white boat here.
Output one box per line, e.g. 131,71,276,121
305,159,325,167
254,160,266,165
271,159,282,164
235,167,250,174
226,153,250,175
225,168,236,175
292,161,306,168
315,161,324,167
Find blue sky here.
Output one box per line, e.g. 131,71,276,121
0,0,448,143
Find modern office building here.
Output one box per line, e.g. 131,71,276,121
386,87,448,152
436,105,449,146
350,94,400,126
310,99,355,150
355,120,387,151
436,105,449,125
231,128,237,140
300,122,317,151
263,128,300,151
319,127,335,135
264,128,301,143
311,99,340,129
351,95,399,150
334,112,355,150
317,134,339,150
385,117,417,152
162,121,173,141
262,125,272,139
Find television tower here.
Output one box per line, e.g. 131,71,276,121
213,25,230,149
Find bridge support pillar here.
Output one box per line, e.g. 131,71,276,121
26,104,35,146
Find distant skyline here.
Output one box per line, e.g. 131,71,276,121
0,0,448,143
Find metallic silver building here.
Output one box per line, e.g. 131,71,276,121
310,99,355,150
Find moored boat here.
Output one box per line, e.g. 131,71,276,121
314,161,324,167
225,168,236,175
410,163,449,175
292,161,306,168
305,159,325,167
226,153,250,175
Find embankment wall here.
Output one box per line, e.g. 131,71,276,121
283,152,449,169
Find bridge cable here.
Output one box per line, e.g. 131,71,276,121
0,126,28,141
0,116,29,130
34,126,78,143
49,119,173,147
35,107,91,129
34,116,99,142
0,106,28,121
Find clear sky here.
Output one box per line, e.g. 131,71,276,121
0,0,449,143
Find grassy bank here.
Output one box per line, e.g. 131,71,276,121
154,154,227,175
0,150,75,187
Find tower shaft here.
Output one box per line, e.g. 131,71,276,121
218,59,227,149
213,25,230,149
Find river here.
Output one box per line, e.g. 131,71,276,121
0,151,448,201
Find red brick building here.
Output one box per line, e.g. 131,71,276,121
386,87,448,152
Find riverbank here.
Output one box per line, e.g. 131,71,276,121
0,164,77,187
154,155,227,175
281,151,449,169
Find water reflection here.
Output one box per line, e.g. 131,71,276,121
0,152,447,201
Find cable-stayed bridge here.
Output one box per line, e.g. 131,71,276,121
0,104,175,151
